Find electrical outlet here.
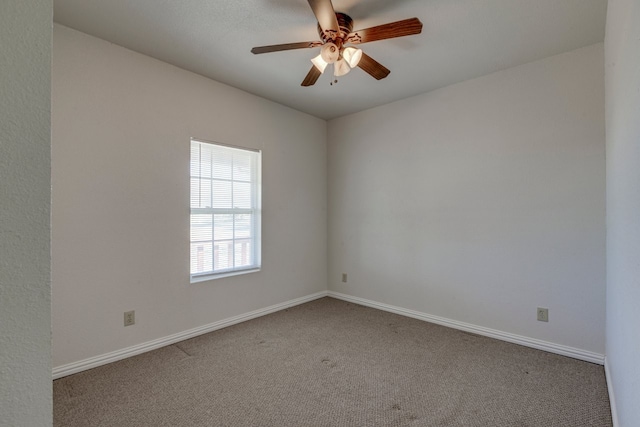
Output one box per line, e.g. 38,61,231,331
342,273,347,283
124,310,135,326
537,307,549,322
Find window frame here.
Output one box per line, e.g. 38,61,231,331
190,138,262,282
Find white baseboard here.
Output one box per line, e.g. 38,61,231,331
604,356,619,426
328,291,605,365
54,290,606,380
53,291,329,379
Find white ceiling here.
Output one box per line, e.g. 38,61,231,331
53,0,607,120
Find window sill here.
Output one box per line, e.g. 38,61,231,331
190,267,261,284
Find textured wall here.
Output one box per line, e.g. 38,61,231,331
0,0,52,425
605,0,640,425
52,24,327,368
328,44,605,355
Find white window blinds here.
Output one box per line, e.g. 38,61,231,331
190,139,261,280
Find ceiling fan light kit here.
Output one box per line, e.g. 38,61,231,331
310,44,361,77
334,58,351,77
320,42,340,63
342,47,362,68
311,54,329,73
251,0,423,87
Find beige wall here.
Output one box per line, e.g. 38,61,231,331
52,24,327,369
0,0,52,425
605,0,640,424
328,44,606,355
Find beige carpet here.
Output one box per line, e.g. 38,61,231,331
54,297,612,426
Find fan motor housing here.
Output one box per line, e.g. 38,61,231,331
318,12,354,44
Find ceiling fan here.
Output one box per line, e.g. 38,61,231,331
251,0,423,86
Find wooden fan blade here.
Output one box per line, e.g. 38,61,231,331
301,66,322,87
347,17,423,45
308,0,339,37
357,52,390,80
251,41,321,54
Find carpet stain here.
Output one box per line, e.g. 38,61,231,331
321,358,337,368
392,403,401,411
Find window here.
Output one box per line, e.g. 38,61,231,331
190,139,261,281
